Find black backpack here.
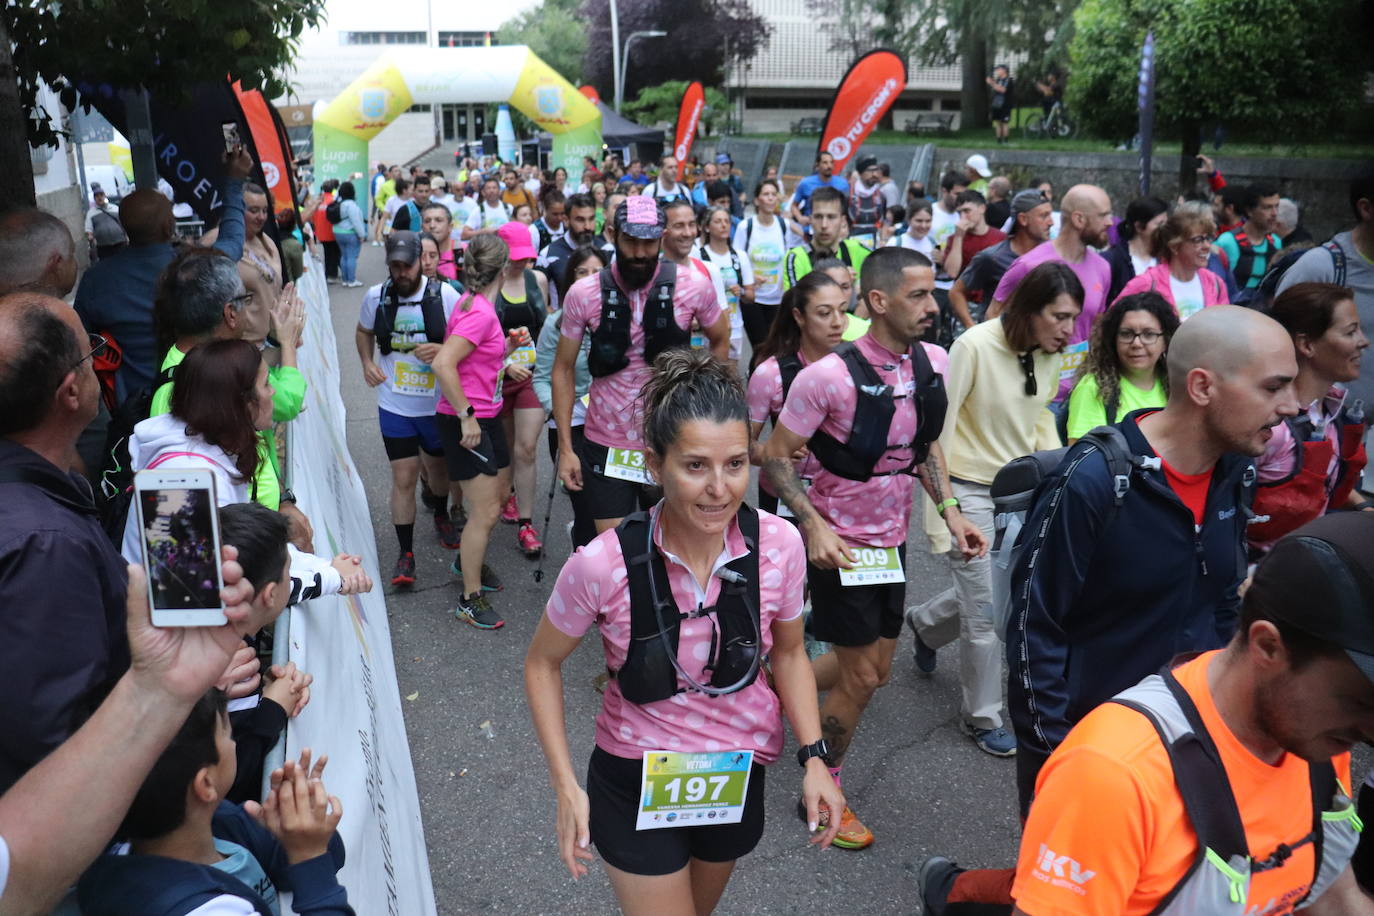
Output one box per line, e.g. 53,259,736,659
97,363,177,543
1241,239,1347,311
325,198,343,224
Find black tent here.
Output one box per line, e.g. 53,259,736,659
537,101,664,166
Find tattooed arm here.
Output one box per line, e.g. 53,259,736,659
917,442,988,560
762,423,855,570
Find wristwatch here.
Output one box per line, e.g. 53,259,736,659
462,404,476,418
280,488,297,504
796,739,830,768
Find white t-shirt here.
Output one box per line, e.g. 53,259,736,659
466,200,511,231
930,202,960,251
890,232,935,258
686,257,741,359
1130,251,1157,275
733,216,786,306
1169,273,1206,321
359,278,462,416
648,180,688,202
524,177,542,198
449,197,478,227
698,243,756,336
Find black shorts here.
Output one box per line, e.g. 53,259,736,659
577,433,658,522
806,542,907,646
435,414,510,480
587,746,766,876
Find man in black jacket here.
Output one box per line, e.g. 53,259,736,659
1007,305,1302,811
0,292,130,794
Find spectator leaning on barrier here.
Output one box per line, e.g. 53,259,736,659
0,293,130,797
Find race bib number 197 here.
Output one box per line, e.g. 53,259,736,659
638,750,754,830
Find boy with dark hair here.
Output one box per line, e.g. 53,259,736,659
218,503,313,804
78,691,351,915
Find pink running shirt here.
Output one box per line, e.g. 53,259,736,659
544,505,805,763
435,293,507,419
560,262,723,449
747,353,822,488
776,335,949,547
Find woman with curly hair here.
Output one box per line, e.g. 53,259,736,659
1065,291,1179,442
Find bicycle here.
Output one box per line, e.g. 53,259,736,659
1023,101,1075,139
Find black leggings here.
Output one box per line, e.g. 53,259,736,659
548,426,598,549
740,299,779,350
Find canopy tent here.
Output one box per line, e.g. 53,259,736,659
538,101,663,165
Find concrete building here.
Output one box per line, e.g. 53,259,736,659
280,0,539,168
725,0,963,133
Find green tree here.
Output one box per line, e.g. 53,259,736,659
2,0,325,207
621,81,730,136
495,0,588,87
1068,0,1365,191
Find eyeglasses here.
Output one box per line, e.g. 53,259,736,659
1017,350,1038,397
1117,329,1164,345
1187,234,1215,246
72,332,108,371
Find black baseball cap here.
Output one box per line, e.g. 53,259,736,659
1009,189,1049,235
1251,512,1374,684
385,231,422,265
856,156,879,173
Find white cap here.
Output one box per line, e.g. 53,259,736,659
965,154,992,178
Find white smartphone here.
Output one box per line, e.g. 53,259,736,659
133,468,226,627
221,120,242,154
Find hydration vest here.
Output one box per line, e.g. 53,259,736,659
848,186,884,237
1112,667,1361,915
374,277,448,356
1249,400,1367,546
587,263,685,377
1229,229,1280,289
610,506,761,705
696,243,742,283
776,353,804,404
807,341,947,481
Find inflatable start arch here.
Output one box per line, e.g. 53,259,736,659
313,45,602,189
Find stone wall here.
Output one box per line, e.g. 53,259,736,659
927,147,1370,241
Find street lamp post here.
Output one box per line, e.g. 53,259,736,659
615,29,667,112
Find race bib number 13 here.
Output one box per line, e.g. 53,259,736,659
838,545,905,586
604,447,651,484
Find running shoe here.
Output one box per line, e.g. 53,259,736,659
918,856,962,915
960,720,1017,757
500,492,519,524
433,512,461,550
796,798,874,850
517,522,543,558
454,592,504,629
449,559,504,592
390,552,416,587
904,607,937,676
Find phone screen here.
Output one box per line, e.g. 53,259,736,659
137,480,225,623
222,121,242,154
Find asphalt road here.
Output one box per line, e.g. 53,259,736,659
328,244,1022,915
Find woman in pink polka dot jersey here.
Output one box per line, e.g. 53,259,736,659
525,349,845,914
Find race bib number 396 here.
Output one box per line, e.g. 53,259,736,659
392,360,435,396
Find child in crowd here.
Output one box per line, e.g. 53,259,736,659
78,690,351,915
218,502,315,804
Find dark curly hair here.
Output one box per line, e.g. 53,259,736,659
1077,291,1179,424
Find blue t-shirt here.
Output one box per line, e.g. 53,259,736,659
212,838,280,916
792,174,850,216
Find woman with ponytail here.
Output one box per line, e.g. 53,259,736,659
525,349,845,913
433,234,515,630
747,271,847,517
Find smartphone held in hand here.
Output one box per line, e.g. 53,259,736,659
222,120,242,154
134,468,227,627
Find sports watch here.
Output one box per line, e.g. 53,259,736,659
462,404,476,418
796,738,830,767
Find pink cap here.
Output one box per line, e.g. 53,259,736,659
496,221,537,261
626,195,657,225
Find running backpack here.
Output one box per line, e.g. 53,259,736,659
90,208,127,246
987,426,1135,637
325,198,343,224
1242,240,1347,312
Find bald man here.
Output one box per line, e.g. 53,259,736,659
987,184,1113,397
0,292,132,795
73,148,251,405
1003,305,1301,812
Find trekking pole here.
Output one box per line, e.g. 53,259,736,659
532,446,561,583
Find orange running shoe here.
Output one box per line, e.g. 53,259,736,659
797,798,874,850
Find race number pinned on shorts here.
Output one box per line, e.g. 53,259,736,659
604,446,651,484
1058,340,1089,387
392,360,435,396
637,750,754,830
839,545,905,587
508,345,537,368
